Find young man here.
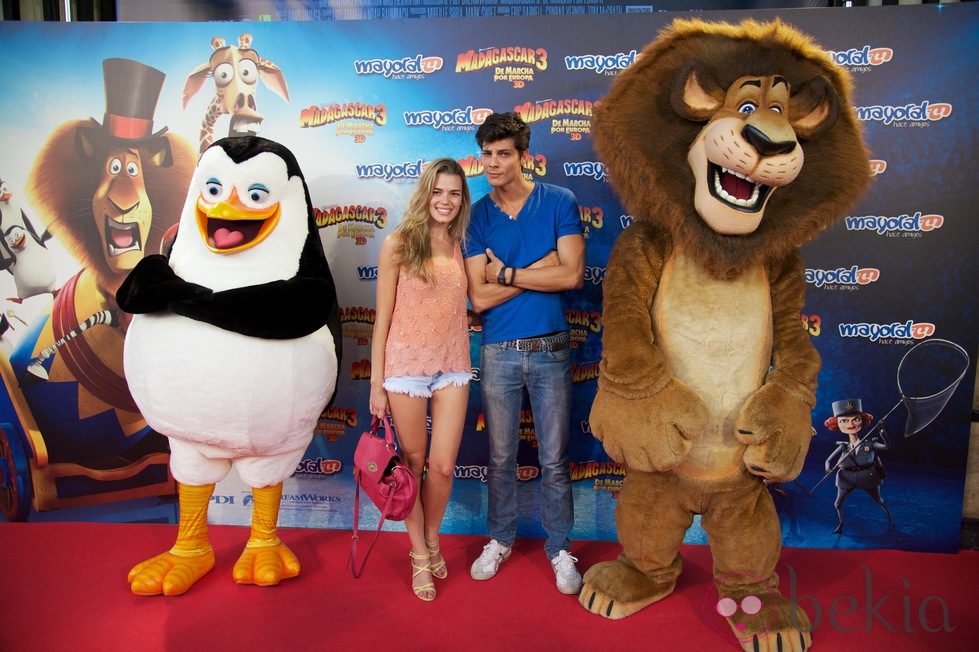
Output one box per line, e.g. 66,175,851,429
463,112,585,594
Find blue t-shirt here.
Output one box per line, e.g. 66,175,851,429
463,182,582,344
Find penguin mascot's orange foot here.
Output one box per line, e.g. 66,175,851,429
128,483,216,596
231,483,302,586
118,136,341,596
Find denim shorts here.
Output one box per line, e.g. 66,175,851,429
383,370,471,398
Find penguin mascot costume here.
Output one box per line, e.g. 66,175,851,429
117,136,341,596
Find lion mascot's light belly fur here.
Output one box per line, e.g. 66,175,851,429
655,253,772,480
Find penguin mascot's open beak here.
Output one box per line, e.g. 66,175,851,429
196,185,281,254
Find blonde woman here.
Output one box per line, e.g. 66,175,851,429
369,158,472,601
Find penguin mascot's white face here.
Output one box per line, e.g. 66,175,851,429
168,145,309,292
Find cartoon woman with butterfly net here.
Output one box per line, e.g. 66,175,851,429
815,338,971,535
823,398,891,534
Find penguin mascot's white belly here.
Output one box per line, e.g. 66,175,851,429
117,137,342,465
124,314,336,455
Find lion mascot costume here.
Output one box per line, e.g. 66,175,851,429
579,19,870,651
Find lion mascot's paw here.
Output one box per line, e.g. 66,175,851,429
723,591,814,652
735,383,813,482
590,378,708,472
579,554,678,620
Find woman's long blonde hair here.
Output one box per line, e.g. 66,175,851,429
394,157,471,282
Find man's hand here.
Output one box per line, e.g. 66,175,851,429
484,248,560,285
483,248,505,284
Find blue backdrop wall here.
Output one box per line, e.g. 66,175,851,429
0,3,975,552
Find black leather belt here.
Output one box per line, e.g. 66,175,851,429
499,331,569,352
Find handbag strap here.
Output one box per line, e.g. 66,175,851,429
372,414,396,447
348,468,397,579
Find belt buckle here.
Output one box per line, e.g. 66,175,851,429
514,338,533,352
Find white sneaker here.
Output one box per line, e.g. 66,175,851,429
470,539,511,580
551,550,583,595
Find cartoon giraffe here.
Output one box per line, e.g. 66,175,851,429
183,34,290,154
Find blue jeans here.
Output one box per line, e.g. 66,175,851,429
481,341,574,558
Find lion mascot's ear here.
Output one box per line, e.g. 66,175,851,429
671,63,725,122
789,75,840,139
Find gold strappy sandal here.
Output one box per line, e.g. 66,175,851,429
426,538,447,580
409,550,436,602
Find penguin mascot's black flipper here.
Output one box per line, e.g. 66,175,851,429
117,254,213,313
119,255,337,340
119,136,341,596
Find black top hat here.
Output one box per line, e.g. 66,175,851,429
831,398,863,417
99,58,167,141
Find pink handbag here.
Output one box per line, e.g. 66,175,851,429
348,415,418,578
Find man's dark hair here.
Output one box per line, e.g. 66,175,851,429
475,112,530,153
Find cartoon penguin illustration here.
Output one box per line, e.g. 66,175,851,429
117,136,341,596
0,178,57,302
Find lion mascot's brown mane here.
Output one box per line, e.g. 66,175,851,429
580,19,870,652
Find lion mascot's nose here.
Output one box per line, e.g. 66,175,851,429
741,124,796,157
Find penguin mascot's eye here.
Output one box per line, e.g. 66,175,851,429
243,183,272,206
202,177,225,202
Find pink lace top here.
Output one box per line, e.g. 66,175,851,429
384,243,471,378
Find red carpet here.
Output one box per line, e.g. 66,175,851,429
1,522,977,651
